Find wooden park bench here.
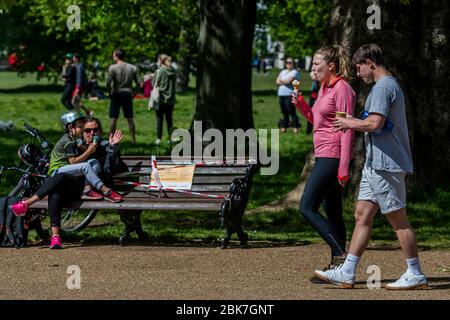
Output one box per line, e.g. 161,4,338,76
31,156,258,247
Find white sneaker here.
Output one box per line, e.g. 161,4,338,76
385,271,428,290
314,266,355,288
155,139,161,145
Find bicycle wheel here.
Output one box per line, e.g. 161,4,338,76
60,209,98,233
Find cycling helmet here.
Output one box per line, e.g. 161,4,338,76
60,111,85,130
18,144,42,167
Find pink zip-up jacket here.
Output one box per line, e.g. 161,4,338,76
295,77,356,180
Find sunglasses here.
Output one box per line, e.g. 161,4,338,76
286,61,293,64
84,128,100,133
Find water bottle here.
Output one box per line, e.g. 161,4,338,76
360,110,393,132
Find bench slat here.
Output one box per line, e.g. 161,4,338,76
121,156,255,164
123,159,252,166
31,199,222,211
119,191,229,199
137,175,243,184
117,166,249,175
117,185,230,192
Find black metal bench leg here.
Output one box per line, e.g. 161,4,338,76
235,214,248,246
119,213,132,245
221,207,248,248
118,210,148,245
221,225,235,249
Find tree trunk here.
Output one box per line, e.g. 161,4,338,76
176,3,196,94
176,26,193,94
247,152,315,214
327,0,450,192
194,0,256,132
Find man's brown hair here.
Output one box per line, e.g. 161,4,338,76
352,43,385,66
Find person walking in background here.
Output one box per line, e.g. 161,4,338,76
306,71,321,135
71,53,92,116
276,57,300,133
72,53,87,99
60,53,76,110
291,45,355,274
106,48,142,144
152,54,176,145
317,44,428,290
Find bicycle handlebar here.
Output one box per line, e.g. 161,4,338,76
0,165,47,178
23,122,54,149
24,122,44,140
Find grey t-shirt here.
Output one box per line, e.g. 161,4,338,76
106,62,141,94
364,76,413,174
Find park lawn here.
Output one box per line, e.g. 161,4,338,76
1,70,449,248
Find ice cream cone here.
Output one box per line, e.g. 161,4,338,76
292,80,300,96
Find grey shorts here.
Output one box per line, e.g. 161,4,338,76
357,166,407,214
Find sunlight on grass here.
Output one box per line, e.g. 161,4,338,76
2,71,450,248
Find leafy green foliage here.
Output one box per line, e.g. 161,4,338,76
260,0,333,58
0,0,198,79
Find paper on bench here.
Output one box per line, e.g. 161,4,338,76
150,164,196,190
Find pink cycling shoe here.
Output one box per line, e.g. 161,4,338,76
9,201,29,217
50,234,62,249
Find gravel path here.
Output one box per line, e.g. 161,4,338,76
1,244,449,300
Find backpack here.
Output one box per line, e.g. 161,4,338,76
0,196,48,248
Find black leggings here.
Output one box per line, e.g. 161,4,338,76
156,102,174,139
61,84,74,110
278,96,300,128
299,157,346,257
35,174,84,228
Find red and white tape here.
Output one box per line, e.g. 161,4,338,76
114,179,227,200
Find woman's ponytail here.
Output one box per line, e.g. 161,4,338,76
335,45,351,80
316,45,352,81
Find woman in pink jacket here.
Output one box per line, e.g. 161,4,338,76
292,45,355,272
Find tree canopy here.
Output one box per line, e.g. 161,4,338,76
0,0,197,80
1,0,335,80
257,0,333,58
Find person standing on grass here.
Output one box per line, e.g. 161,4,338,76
291,45,355,274
153,54,176,145
106,48,142,144
60,53,76,110
72,53,92,116
315,43,428,290
276,57,300,133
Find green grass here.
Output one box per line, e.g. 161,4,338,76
1,70,450,248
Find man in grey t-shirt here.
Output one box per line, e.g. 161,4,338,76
363,75,413,174
315,44,428,290
106,48,142,144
